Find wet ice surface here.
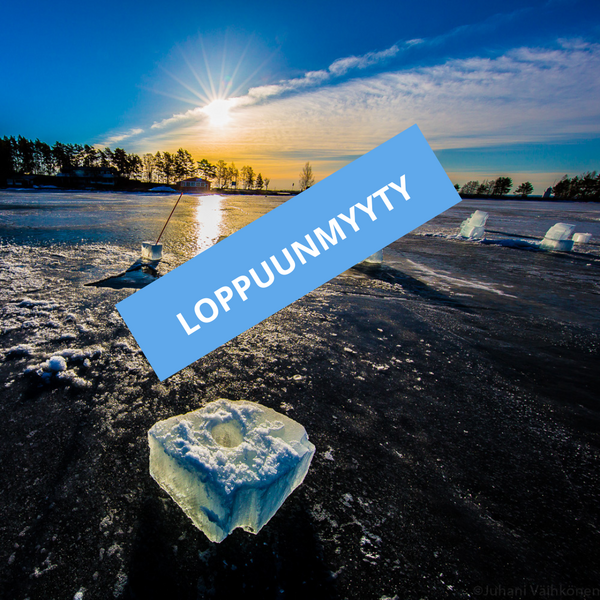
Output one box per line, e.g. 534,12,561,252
0,193,599,599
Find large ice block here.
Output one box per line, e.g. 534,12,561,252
148,399,315,543
540,223,575,251
459,210,489,239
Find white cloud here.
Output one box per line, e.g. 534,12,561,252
149,41,403,130
95,128,144,148
125,40,600,186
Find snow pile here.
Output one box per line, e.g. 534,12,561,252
148,399,315,543
18,298,59,311
46,356,67,372
459,210,489,239
23,346,102,387
540,223,575,251
149,186,176,192
25,355,67,380
57,346,103,362
3,344,33,359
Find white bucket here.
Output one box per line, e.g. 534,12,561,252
141,242,163,260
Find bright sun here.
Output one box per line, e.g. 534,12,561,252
202,99,232,127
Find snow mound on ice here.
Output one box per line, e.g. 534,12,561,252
46,356,67,372
149,186,177,192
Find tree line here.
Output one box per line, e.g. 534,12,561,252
458,177,516,196
0,135,272,190
457,172,600,200
551,172,600,200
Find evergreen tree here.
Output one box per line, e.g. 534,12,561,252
492,177,512,196
514,182,534,197
174,149,196,180
197,158,216,181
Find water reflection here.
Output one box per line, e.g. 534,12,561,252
194,195,224,254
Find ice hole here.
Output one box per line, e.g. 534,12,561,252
211,420,244,448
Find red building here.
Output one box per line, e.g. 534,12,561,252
177,177,211,192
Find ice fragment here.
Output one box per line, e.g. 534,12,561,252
540,223,575,251
361,249,384,265
459,210,489,239
572,232,592,244
148,399,315,543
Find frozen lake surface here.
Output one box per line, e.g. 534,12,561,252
0,192,599,599
0,190,224,258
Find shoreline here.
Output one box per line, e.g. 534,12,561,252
1,186,598,203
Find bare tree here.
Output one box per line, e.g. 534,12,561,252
299,162,314,191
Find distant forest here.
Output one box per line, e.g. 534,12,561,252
1,135,599,199
0,135,270,190
457,174,600,201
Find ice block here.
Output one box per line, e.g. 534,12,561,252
148,399,315,542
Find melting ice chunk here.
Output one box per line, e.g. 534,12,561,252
459,210,489,239
148,399,315,543
540,223,575,251
572,232,592,244
361,249,384,265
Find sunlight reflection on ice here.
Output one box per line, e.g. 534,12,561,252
195,195,225,253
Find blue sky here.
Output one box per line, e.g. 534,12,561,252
1,0,599,190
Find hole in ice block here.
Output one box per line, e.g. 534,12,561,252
211,420,244,448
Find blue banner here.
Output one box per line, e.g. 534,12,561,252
117,125,460,380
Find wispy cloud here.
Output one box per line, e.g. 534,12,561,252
121,38,600,188
149,42,404,130
141,39,600,146
95,128,144,148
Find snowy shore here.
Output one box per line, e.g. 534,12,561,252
0,194,599,599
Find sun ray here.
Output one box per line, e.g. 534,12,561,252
159,66,211,105
139,85,209,107
180,48,214,101
218,33,229,99
199,36,218,100
227,45,279,99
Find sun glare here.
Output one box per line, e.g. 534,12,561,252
203,99,232,127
